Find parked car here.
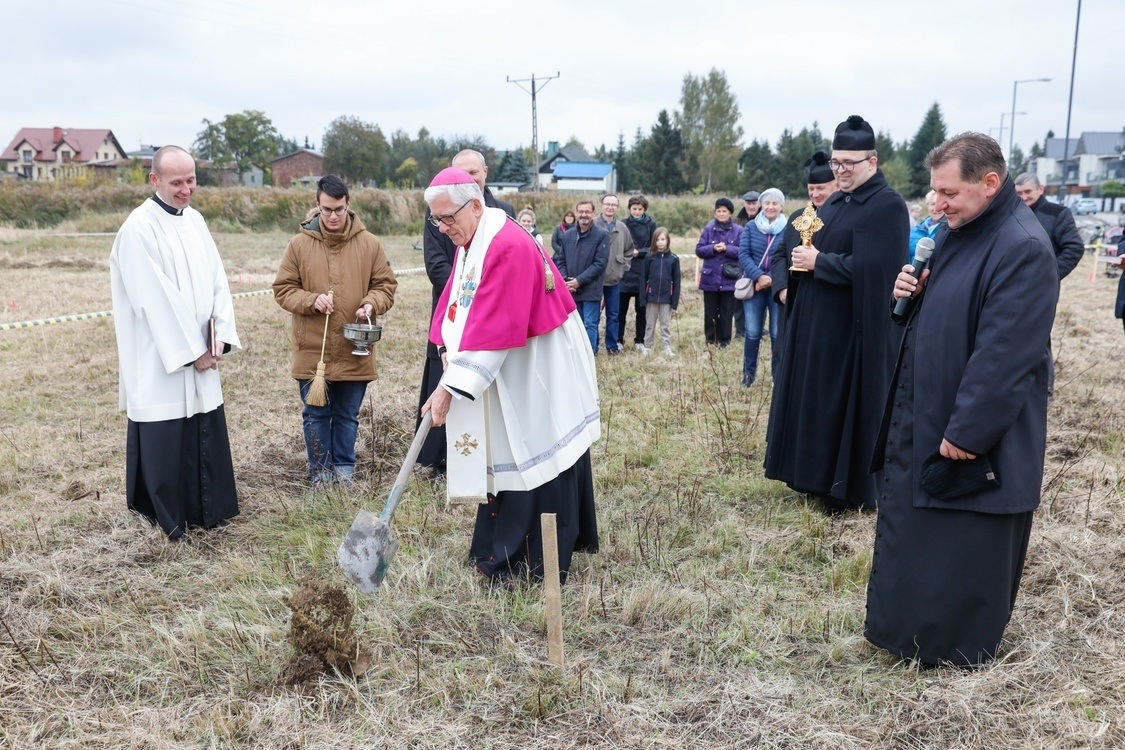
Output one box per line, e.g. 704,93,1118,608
1072,198,1100,215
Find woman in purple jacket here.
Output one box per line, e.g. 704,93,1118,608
695,198,744,347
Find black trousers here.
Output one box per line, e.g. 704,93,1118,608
617,290,646,346
415,356,446,470
702,290,738,347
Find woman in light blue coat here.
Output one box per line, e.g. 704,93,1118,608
738,187,787,387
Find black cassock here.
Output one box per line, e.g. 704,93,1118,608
469,450,599,583
764,171,908,508
416,190,514,470
127,406,238,539
865,179,1057,666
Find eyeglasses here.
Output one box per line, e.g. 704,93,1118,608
428,199,473,227
319,205,349,217
828,157,872,172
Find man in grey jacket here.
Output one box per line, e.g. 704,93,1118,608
593,194,635,354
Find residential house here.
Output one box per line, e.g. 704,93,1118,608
1029,129,1125,197
536,141,617,193
272,148,323,188
1,127,127,181
202,162,266,187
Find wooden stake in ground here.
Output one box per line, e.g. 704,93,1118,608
541,512,564,667
306,291,333,407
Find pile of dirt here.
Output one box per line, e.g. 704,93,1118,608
279,576,370,686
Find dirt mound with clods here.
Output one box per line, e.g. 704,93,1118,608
279,576,371,686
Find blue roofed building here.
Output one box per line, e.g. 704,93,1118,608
537,141,618,193
552,161,617,193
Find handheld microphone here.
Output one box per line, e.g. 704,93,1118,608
892,237,935,319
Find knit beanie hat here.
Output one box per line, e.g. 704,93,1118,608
758,187,785,205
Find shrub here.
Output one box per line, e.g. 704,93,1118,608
0,182,764,238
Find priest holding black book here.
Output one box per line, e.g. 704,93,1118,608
109,146,241,539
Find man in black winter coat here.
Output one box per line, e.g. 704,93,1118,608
1014,173,1085,279
1116,235,1125,335
416,150,515,473
866,132,1057,667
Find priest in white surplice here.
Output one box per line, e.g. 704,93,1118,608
421,167,601,584
109,146,241,539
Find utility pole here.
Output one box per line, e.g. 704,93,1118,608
507,72,560,189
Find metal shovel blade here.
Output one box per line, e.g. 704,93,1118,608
337,413,431,593
337,509,399,594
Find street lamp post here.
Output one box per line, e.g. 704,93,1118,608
1010,77,1051,159
996,111,1026,151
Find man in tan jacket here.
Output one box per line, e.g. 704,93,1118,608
273,175,397,485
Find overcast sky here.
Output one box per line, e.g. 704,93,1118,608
2,0,1120,164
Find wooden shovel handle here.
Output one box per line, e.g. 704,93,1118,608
380,412,433,524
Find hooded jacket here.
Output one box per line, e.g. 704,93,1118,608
273,210,398,381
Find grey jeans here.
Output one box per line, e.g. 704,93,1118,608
644,302,673,350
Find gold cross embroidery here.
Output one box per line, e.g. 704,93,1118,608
455,433,479,456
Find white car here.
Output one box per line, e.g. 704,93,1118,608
1072,198,1100,215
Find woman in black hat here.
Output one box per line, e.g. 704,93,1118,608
694,197,744,347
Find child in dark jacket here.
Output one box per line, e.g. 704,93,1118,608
642,227,680,356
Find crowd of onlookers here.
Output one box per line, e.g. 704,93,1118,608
515,178,944,389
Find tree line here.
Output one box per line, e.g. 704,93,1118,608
190,70,1055,200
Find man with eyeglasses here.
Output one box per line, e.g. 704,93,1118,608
273,174,398,485
765,115,909,514
593,194,635,354
110,145,242,539
417,150,515,477
420,167,600,586
554,200,611,352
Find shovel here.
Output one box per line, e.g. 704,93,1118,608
338,412,433,594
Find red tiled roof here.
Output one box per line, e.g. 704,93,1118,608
1,127,126,164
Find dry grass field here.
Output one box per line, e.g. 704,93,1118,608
1,222,1123,749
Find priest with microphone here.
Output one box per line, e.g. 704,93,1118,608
865,132,1058,668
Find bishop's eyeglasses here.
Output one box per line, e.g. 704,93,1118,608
428,199,473,227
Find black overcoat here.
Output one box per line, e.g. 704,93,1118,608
873,178,1058,514
763,170,908,507
1115,236,1125,319
863,178,1057,666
